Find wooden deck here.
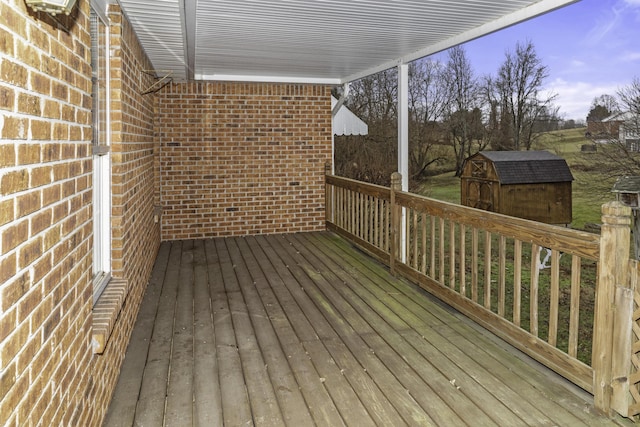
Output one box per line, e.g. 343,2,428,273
103,232,632,426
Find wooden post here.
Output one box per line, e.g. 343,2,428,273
593,201,631,415
390,172,402,274
324,163,333,225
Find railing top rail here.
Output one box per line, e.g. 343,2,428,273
326,174,600,260
326,175,391,201
394,191,600,260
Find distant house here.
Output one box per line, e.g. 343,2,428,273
460,151,573,225
587,112,640,150
587,112,625,139
616,113,640,151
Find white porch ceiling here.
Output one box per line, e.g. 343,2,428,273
116,0,579,84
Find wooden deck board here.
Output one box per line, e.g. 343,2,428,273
234,237,347,427
165,241,195,427
101,241,171,427
133,240,182,427
105,232,632,426
205,239,253,426
192,239,223,426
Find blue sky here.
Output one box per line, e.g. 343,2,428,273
435,0,640,122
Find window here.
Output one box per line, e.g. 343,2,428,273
91,6,112,304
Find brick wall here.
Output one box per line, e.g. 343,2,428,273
0,1,94,425
1,0,331,424
88,4,160,424
0,1,159,426
155,82,333,240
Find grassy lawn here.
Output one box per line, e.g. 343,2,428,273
415,127,620,231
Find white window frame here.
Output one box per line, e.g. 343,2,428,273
91,5,112,304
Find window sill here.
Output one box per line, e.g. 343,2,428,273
92,278,128,354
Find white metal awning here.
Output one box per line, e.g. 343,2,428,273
332,96,368,136
114,0,579,83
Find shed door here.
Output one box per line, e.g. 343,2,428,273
467,180,493,210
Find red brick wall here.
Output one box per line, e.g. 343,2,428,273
0,2,159,426
88,4,160,425
155,82,332,240
0,1,94,425
1,1,331,425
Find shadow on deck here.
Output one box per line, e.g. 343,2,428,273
103,232,631,426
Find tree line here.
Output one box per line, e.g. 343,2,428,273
335,41,562,186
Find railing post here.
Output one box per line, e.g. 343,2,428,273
390,172,402,274
593,201,631,415
325,162,333,225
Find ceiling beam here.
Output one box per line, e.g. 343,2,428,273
181,0,197,80
195,73,342,85
341,0,580,84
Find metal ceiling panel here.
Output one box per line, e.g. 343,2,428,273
117,0,579,83
118,0,186,78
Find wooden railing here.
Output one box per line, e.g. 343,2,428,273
326,169,638,418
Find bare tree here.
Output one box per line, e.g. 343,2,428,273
484,41,557,151
408,59,448,179
442,45,481,175
340,62,452,185
338,69,399,185
589,94,620,118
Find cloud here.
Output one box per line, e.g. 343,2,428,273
620,51,640,62
586,6,621,44
545,78,623,120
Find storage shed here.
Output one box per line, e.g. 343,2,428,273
460,151,573,225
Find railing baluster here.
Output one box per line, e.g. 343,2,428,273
498,235,506,317
360,191,364,240
514,239,522,327
430,216,436,278
460,223,466,297
369,195,374,245
374,197,379,249
413,210,418,270
449,221,456,290
352,189,356,235
472,228,478,303
531,244,540,337
484,230,492,310
568,255,581,358
421,212,427,274
549,249,560,346
439,217,445,284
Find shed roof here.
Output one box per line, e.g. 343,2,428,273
612,176,640,194
473,151,574,184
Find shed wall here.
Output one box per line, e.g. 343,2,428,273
460,153,573,225
499,182,572,224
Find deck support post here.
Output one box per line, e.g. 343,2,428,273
325,163,333,225
390,172,402,274
397,63,408,263
593,201,631,415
